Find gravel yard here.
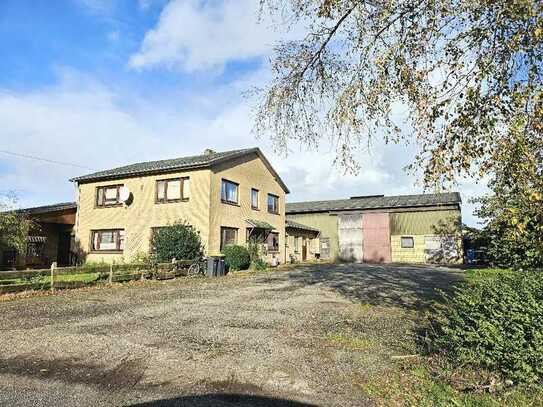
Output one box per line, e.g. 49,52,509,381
0,264,463,406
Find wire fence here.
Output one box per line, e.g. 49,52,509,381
0,260,194,295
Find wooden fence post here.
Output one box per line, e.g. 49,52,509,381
109,263,113,284
50,262,57,293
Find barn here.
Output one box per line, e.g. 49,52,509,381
286,192,462,264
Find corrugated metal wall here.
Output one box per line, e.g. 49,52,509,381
390,210,460,235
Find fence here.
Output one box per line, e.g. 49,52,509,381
0,260,194,295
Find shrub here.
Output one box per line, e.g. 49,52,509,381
223,245,250,271
429,271,543,384
250,259,268,272
152,221,204,263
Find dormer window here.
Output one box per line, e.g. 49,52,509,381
96,185,123,207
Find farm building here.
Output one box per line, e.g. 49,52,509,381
286,192,462,264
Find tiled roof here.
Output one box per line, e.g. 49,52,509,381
286,192,461,214
70,147,290,193
16,202,77,215
285,219,320,233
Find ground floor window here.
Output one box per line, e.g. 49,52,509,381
267,232,279,252
401,236,415,248
220,227,238,250
91,229,125,252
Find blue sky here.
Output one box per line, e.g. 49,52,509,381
0,0,487,225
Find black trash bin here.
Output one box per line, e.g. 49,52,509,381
206,255,226,277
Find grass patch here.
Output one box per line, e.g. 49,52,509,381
327,332,377,351
464,268,513,284
361,360,543,407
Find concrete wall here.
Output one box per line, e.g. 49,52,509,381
286,213,339,260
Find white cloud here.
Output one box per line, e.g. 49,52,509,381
129,0,281,71
0,65,484,225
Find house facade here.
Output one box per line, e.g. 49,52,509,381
71,148,289,264
286,193,463,264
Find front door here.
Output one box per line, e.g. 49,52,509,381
362,213,391,263
320,238,330,259
57,232,71,266
302,238,307,261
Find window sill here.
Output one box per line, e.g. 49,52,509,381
267,250,280,254
89,250,124,254
221,200,240,207
94,204,123,209
251,207,260,211
155,199,189,205
267,211,280,215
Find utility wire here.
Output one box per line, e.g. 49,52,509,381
0,150,94,170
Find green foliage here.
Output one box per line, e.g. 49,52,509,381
223,245,251,271
256,0,542,187
250,259,268,272
474,130,543,269
151,221,204,262
0,193,34,255
430,271,543,384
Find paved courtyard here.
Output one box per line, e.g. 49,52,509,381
0,264,463,406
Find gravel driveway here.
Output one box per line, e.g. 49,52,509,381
0,263,463,407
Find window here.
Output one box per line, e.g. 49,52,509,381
91,229,125,251
267,194,279,214
401,236,415,248
267,232,279,252
251,188,259,209
220,227,238,250
96,185,123,207
221,179,239,204
26,242,45,258
156,177,190,203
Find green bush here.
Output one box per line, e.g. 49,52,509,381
430,271,543,384
223,245,250,271
250,259,268,272
152,221,204,262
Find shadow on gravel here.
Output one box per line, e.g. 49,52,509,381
130,394,316,407
267,263,464,310
0,355,146,389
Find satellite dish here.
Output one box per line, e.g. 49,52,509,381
119,186,130,203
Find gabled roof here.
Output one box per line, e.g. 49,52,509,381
70,147,290,193
286,192,461,214
285,219,320,233
15,202,77,215
246,219,276,230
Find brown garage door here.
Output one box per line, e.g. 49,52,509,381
362,213,391,263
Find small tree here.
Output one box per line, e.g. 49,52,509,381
151,221,204,263
0,193,33,258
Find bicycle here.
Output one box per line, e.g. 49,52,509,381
187,258,207,277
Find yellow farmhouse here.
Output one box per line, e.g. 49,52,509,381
71,148,289,264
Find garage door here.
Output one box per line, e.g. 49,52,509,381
338,214,364,262
362,213,391,263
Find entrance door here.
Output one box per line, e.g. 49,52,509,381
320,238,330,259
57,232,71,266
362,213,391,263
302,238,307,261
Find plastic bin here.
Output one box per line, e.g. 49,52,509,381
206,256,226,277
